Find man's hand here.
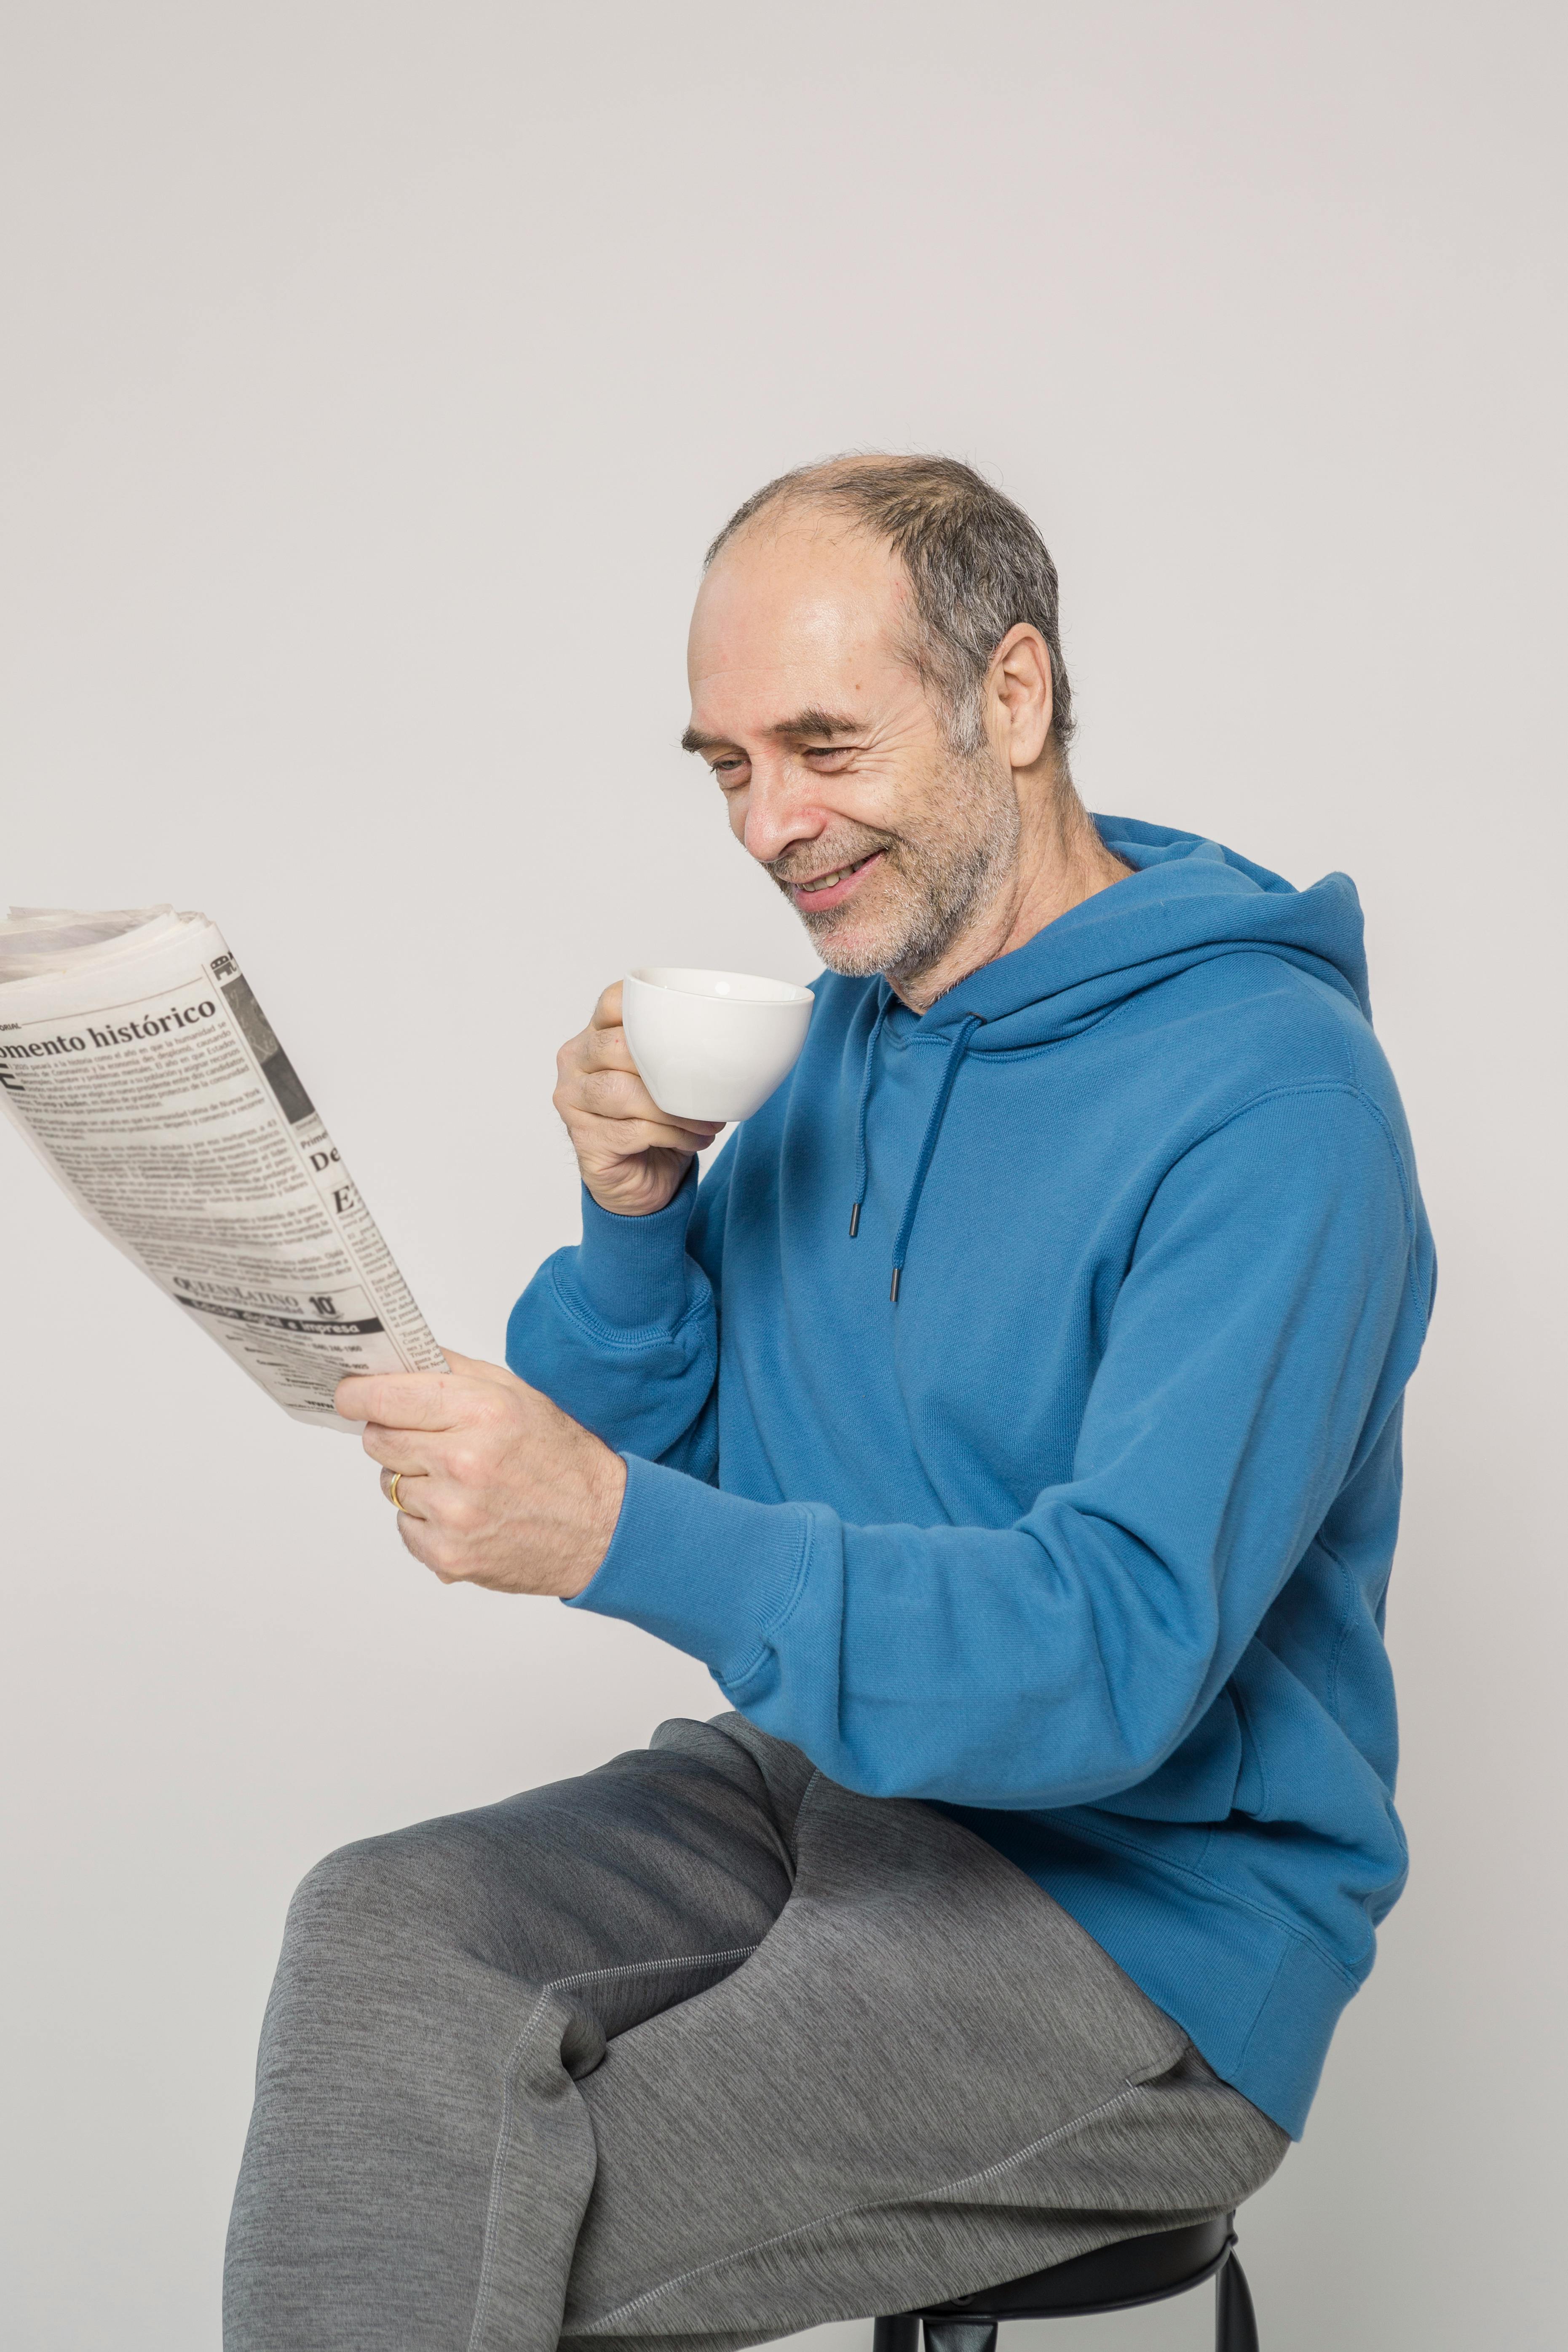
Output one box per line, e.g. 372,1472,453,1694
554,980,723,1216
335,1351,626,1597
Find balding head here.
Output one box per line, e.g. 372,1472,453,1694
703,453,1075,761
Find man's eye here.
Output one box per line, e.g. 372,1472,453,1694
804,746,856,768
709,759,748,787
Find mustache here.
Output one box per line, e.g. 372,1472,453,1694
766,829,899,889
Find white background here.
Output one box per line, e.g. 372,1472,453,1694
1,5,1562,2347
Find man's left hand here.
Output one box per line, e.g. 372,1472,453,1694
334,1353,626,1598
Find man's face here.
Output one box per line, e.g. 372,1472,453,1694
684,515,1019,986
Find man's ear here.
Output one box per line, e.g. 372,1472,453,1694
987,625,1054,771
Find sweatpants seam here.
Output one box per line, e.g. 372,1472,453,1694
788,1766,828,1845
464,1945,762,2352
576,2077,1151,2333
548,1946,761,1995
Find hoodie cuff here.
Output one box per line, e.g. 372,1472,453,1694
566,1451,811,1688
572,1165,700,1331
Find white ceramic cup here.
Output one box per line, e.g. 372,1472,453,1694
621,966,814,1122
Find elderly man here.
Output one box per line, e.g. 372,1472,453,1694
225,458,1434,2352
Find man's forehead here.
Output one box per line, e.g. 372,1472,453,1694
685,515,914,735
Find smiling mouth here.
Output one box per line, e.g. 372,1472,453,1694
792,850,883,899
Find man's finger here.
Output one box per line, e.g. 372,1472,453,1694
569,1095,721,1147
591,981,624,1029
568,1111,722,1158
379,1465,431,1518
361,1424,435,1472
579,1064,654,1115
577,1023,636,1073
574,1068,720,1141
392,1507,458,1581
335,1370,471,1430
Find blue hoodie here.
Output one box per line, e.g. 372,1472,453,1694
507,819,1435,2138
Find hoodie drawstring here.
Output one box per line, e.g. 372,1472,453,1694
847,993,891,1239
889,1014,982,1300
848,1002,984,1297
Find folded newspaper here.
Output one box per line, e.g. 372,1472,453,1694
0,907,447,1430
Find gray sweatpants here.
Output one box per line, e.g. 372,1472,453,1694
225,1715,1287,2352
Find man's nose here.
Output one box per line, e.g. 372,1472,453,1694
741,760,827,867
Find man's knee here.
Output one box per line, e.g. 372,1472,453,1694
278,1807,573,1996
280,1823,472,1978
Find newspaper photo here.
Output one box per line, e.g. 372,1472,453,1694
0,906,447,1430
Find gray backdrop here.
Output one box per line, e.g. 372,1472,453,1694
1,6,1561,2347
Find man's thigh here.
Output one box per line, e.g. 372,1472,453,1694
226,1716,811,2350
368,1713,807,1998
558,1750,1286,2352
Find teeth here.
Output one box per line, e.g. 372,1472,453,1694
802,859,862,893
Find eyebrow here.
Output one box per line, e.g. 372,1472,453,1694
680,708,862,755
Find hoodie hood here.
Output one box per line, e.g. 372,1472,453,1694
906,816,1371,1045
848,819,1372,1295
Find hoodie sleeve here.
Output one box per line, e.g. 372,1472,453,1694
565,1083,1432,1806
504,1148,732,1483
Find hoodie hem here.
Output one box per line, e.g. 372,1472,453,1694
1013,1846,1360,2139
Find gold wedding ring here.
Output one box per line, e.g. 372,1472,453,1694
388,1471,408,1513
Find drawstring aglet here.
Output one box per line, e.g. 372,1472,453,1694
889,1267,901,1303
848,1202,861,1238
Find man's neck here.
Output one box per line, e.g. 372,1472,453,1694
889,771,1132,1013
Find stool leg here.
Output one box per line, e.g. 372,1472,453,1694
873,2319,920,2352
1215,2252,1259,2352
923,2323,998,2352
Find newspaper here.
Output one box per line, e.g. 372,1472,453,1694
0,906,447,1430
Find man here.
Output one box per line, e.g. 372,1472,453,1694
225,457,1434,2352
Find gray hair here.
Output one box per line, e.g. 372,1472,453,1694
704,453,1075,759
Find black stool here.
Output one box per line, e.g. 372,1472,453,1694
873,2214,1258,2352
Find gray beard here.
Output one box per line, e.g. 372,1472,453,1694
791,757,1022,992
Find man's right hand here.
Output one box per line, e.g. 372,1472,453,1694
554,982,724,1217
